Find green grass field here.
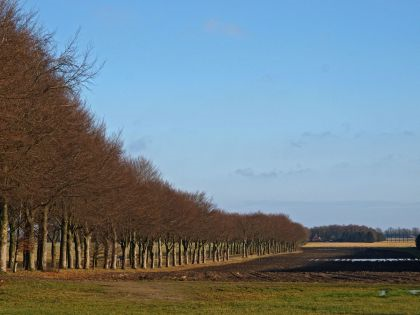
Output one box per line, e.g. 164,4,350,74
1,279,420,314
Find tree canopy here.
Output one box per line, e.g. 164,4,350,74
0,0,308,272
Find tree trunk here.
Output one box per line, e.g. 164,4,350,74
111,228,117,269
38,206,49,271
191,242,196,264
196,242,201,264
67,227,74,269
212,243,217,262
83,233,91,269
201,242,206,264
24,209,36,271
226,242,230,261
59,214,68,269
182,239,189,265
8,221,16,270
222,243,225,262
0,201,8,272
93,241,99,269
172,237,176,267
130,234,137,269
36,227,42,269
178,239,182,266
128,239,133,268
51,236,57,268
103,239,109,269
120,240,127,270
141,239,148,269
157,238,162,268
208,243,211,260
148,241,154,269
74,230,82,269
137,240,142,267
13,227,19,273
164,241,169,268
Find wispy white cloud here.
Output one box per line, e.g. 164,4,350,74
235,168,277,179
301,131,334,139
333,161,351,169
290,130,335,149
290,141,303,149
94,5,137,27
204,19,244,38
128,136,151,154
234,166,312,179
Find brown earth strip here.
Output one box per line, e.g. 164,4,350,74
2,247,420,283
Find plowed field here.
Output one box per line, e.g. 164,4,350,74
6,247,420,283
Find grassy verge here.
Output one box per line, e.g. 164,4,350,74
0,279,420,314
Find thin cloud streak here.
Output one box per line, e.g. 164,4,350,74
234,167,312,179
204,19,244,38
128,136,151,154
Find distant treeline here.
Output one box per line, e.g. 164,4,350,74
310,225,386,243
384,228,420,240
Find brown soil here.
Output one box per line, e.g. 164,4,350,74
4,248,420,283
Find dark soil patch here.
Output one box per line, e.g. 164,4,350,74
3,248,420,283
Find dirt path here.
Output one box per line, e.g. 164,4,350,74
3,247,420,283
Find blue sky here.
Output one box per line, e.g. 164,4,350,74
24,0,420,228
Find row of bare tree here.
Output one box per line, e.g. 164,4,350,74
0,0,308,272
